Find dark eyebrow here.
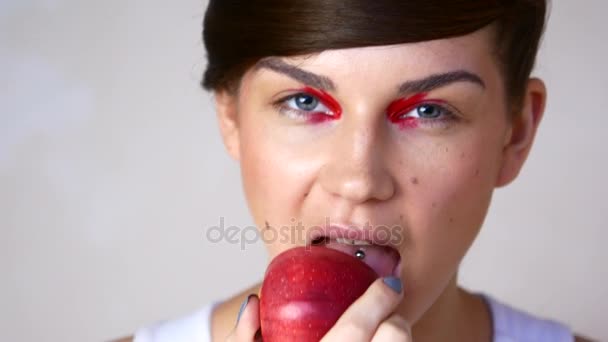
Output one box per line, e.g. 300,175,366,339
398,70,485,95
255,58,336,91
255,58,483,94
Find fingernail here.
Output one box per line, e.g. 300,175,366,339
236,295,251,324
383,276,403,294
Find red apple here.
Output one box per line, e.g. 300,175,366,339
259,246,379,342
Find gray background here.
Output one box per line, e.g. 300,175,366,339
1,1,606,341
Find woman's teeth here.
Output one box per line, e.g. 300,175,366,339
335,238,372,246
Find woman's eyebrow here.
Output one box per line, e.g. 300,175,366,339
255,58,485,95
255,58,336,91
397,71,486,95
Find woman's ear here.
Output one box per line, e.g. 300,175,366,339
495,78,547,187
214,90,241,161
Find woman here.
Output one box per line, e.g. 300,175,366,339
121,1,592,341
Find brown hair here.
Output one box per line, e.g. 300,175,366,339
201,1,547,110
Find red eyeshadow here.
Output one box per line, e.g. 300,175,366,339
386,93,446,130
301,87,342,123
387,93,427,122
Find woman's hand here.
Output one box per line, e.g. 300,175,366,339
321,277,411,341
227,277,411,341
226,294,262,342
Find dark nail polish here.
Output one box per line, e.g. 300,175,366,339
383,276,403,294
236,295,251,324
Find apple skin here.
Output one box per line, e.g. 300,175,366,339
259,246,379,342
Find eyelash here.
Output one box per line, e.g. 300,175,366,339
272,91,458,127
273,86,343,122
391,101,458,128
273,94,331,120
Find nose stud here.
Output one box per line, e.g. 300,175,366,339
355,249,366,260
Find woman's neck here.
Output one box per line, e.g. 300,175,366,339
411,276,493,342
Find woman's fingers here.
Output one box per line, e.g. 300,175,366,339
371,314,412,342
226,294,262,342
321,277,409,341
226,279,410,342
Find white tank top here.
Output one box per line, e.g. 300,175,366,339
133,294,573,341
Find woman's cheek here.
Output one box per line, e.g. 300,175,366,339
394,143,496,316
404,140,497,264
239,124,322,252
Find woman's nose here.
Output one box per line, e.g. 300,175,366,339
318,123,395,204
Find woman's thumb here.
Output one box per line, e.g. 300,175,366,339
227,294,261,341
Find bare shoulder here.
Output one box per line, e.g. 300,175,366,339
109,336,133,342
575,334,595,342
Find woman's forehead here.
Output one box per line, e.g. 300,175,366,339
253,27,497,86
244,34,498,100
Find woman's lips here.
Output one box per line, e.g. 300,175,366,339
312,237,401,278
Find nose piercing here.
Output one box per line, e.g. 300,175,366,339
355,249,366,260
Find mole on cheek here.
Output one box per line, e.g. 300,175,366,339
410,177,419,185
432,202,437,208
264,221,271,230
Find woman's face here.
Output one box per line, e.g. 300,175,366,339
215,26,543,322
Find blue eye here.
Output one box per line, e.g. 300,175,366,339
400,104,446,119
284,94,331,114
416,104,442,118
273,89,340,123
293,94,320,111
